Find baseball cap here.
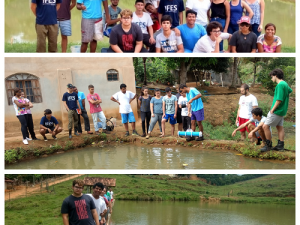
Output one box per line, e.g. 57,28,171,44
67,83,74,88
237,16,251,24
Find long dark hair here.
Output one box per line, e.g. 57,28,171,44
140,86,148,97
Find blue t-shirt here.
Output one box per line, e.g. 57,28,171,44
62,92,78,110
77,0,105,19
186,88,203,112
40,116,59,128
150,97,163,114
32,0,62,25
177,24,207,53
158,0,185,28
77,92,85,110
103,5,122,27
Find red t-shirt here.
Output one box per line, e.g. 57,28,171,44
87,93,102,114
151,12,160,32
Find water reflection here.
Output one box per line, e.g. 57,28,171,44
6,144,295,169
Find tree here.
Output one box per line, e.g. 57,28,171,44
142,57,147,85
231,57,239,87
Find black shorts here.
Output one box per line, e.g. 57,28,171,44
45,127,55,134
176,110,182,123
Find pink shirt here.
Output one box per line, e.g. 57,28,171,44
87,93,102,114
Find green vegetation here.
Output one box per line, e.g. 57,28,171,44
5,174,295,225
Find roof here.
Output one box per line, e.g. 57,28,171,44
84,177,116,187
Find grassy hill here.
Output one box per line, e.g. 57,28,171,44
5,174,295,225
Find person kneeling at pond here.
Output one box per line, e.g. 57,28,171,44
146,88,163,139
111,83,140,137
161,87,177,137
39,109,63,141
193,21,231,53
232,108,271,148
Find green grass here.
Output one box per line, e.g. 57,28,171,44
5,174,295,224
5,42,295,53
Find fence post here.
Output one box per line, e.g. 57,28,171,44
9,192,10,201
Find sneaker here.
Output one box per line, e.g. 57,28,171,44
132,130,140,136
195,136,204,141
141,133,146,137
260,140,272,152
146,135,150,139
87,131,93,134
102,129,110,134
52,135,57,140
271,140,285,151
186,136,195,142
69,134,72,139
74,131,80,136
26,137,32,141
32,137,40,141
23,139,28,145
43,136,48,142
125,131,130,137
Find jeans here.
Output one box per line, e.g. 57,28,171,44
182,116,192,131
228,24,239,34
68,110,78,131
25,114,36,139
17,115,29,140
148,113,163,133
92,111,106,131
141,111,151,134
210,18,226,51
143,34,156,52
77,109,91,132
251,23,261,38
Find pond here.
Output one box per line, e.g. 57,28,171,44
5,145,295,169
5,0,295,48
110,201,295,225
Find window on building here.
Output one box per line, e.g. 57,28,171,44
107,69,119,81
6,74,43,105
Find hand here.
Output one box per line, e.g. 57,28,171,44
174,114,177,119
48,128,51,133
248,131,253,139
223,29,227,33
270,109,274,114
163,114,166,119
232,130,236,137
188,99,193,104
118,101,120,105
152,113,155,117
149,36,156,44
81,4,86,10
216,36,222,43
78,110,82,115
174,28,181,36
110,210,113,214
188,112,192,117
235,118,239,126
103,209,107,214
52,130,56,136
258,24,263,32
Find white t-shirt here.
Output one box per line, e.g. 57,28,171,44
132,12,153,34
112,91,135,114
109,191,114,199
178,96,188,116
193,33,230,53
186,0,211,26
238,94,258,119
250,116,272,134
12,96,27,116
86,194,107,218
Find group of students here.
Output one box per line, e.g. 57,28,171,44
31,0,281,53
61,179,114,225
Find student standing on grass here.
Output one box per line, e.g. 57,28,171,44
57,0,76,52
73,86,93,135
39,109,63,141
174,9,207,53
87,85,110,135
62,84,81,139
261,69,293,152
146,88,163,139
31,0,62,52
156,15,184,53
76,0,109,53
235,84,258,140
111,83,139,137
61,179,100,225
161,87,177,137
179,84,204,141
133,0,156,52
86,183,107,225
232,107,270,147
20,91,39,141
178,91,191,131
138,87,152,137
108,9,148,53
12,88,31,145
158,0,185,29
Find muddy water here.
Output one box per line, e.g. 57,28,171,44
5,0,295,47
110,201,295,225
6,145,294,169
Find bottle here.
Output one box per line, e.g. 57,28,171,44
236,122,239,127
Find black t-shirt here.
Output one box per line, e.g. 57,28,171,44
109,23,143,52
176,93,182,112
61,195,96,225
62,92,78,110
229,31,257,52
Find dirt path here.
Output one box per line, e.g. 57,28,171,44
5,174,84,201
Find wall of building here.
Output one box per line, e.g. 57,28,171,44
5,57,137,133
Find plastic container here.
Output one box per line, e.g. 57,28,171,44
70,45,81,53
177,131,203,137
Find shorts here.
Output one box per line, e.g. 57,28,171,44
191,108,204,121
121,112,136,124
57,19,72,36
176,110,182,123
264,111,284,127
238,117,255,132
81,18,100,43
45,127,55,134
163,114,177,125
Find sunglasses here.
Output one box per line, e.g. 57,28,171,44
240,23,250,27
